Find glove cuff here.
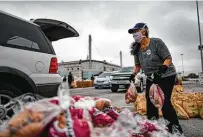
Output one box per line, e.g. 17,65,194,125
162,65,168,69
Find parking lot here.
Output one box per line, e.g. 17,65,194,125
70,81,203,137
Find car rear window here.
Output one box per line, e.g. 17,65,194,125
0,12,54,54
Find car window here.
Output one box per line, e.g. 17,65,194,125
119,67,133,72
98,73,112,78
7,36,40,50
0,12,53,54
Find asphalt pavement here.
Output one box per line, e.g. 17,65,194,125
70,82,203,137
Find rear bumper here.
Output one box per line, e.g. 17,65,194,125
111,83,130,89
111,80,130,85
94,83,110,88
37,83,60,97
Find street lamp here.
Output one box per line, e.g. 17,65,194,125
180,54,184,77
196,0,203,72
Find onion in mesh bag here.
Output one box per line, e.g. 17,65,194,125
149,84,165,108
125,82,138,104
0,99,61,137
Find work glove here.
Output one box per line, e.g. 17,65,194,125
129,74,136,82
157,65,168,75
153,65,168,84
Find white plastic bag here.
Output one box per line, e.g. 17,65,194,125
134,73,141,87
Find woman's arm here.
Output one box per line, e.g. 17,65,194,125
133,65,141,74
163,58,172,67
156,38,173,67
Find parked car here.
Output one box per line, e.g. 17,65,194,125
110,67,146,92
0,11,79,122
93,71,103,78
94,72,114,89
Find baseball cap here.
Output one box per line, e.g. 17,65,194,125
128,23,148,34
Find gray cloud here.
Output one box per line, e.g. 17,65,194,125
1,1,203,75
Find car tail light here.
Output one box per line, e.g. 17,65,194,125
49,57,58,73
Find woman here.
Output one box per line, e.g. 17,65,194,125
128,22,183,134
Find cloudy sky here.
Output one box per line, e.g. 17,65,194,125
0,1,203,75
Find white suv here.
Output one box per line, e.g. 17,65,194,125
0,11,79,103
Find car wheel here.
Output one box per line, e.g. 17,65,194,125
0,83,23,125
111,84,119,92
95,87,98,89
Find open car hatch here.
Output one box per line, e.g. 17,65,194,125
31,18,79,42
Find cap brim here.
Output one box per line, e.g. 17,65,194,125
128,27,139,34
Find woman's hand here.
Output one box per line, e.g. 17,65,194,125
157,65,168,75
129,74,135,82
153,65,168,83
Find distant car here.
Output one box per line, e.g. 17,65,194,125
110,67,146,92
94,72,113,89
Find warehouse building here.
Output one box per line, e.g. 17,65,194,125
58,59,121,80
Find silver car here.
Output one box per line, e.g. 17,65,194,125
94,72,113,89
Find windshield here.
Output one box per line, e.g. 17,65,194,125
98,73,112,78
119,67,133,73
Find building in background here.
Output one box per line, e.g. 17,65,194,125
58,59,121,80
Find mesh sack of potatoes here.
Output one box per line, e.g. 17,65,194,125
76,81,82,88
133,93,163,117
171,92,190,119
197,92,203,119
158,108,163,117
175,85,184,93
71,81,77,88
182,99,199,118
133,93,146,115
197,92,203,101
173,103,190,119
172,91,200,119
197,101,203,119
136,99,147,115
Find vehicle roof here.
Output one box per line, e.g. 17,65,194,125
0,10,39,27
102,71,113,73
122,66,133,68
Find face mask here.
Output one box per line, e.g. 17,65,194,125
133,32,146,43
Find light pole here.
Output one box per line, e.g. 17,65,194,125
181,54,184,77
196,0,203,72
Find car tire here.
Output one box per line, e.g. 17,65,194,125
111,84,119,92
95,87,98,89
0,83,23,99
0,83,23,123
